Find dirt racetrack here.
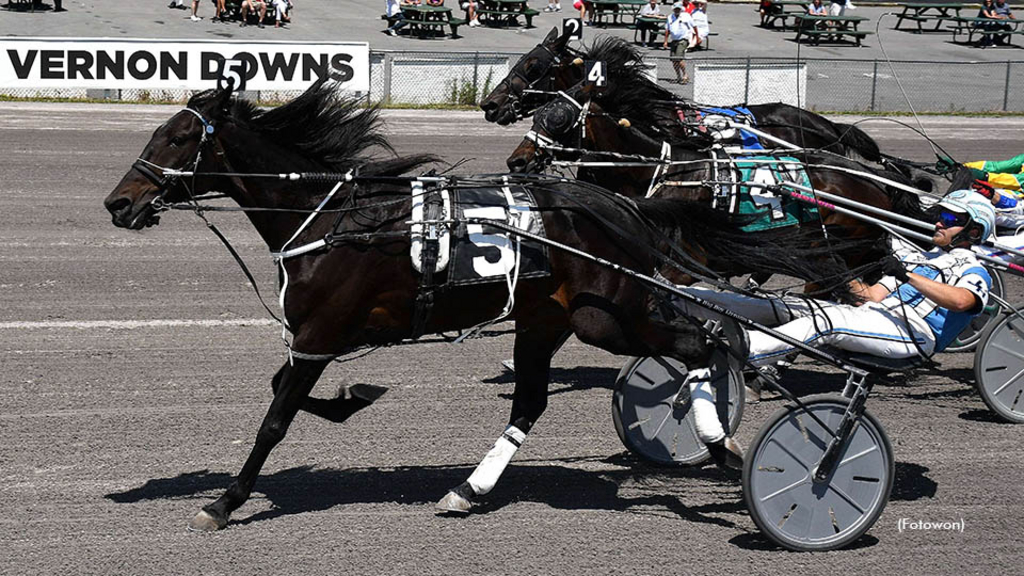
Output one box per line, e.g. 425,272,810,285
2,103,1023,575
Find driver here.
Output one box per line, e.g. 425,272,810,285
680,189,996,469
938,153,1024,196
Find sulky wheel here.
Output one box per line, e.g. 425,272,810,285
973,308,1024,423
946,267,1005,353
612,352,744,466
743,393,894,552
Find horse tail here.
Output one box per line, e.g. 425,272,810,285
833,122,882,163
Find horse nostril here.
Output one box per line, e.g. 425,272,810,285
106,197,130,216
507,156,527,172
480,100,495,112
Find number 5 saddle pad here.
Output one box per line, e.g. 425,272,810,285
448,185,552,286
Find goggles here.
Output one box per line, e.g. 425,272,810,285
931,207,971,229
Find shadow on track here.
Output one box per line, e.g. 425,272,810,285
106,454,746,529
484,366,619,397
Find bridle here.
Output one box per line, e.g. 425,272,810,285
130,107,217,212
499,43,580,120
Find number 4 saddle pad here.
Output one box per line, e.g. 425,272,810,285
719,155,820,233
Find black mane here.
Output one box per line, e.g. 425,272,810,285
580,37,690,139
189,82,436,176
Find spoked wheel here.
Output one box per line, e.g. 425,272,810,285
946,268,1005,353
973,308,1024,423
743,394,894,551
612,353,744,466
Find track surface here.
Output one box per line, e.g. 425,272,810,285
2,103,1023,574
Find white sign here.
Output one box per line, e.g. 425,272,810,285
693,63,807,108
0,38,370,92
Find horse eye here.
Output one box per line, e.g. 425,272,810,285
169,135,184,147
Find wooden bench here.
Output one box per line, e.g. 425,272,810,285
796,28,873,46
895,14,952,33
478,7,538,27
409,16,467,38
949,23,1024,46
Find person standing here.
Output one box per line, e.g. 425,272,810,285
690,0,709,49
663,2,695,84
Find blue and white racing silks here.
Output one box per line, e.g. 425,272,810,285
877,239,992,352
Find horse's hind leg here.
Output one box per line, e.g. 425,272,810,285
188,358,329,531
438,313,567,514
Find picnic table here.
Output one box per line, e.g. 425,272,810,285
591,0,647,26
400,5,467,38
477,0,539,27
633,15,665,46
793,13,872,45
949,15,1024,46
759,0,811,29
893,2,966,33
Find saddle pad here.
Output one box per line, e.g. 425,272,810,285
729,155,818,232
448,185,551,286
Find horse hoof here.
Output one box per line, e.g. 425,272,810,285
187,510,227,532
435,491,472,515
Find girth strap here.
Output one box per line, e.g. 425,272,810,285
411,190,446,339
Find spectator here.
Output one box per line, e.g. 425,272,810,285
759,0,780,26
691,0,709,48
385,0,416,36
426,0,443,5
639,0,665,46
190,0,201,21
978,0,999,46
461,1,480,26
808,0,827,16
213,0,227,22
543,1,562,12
271,0,292,27
993,0,1015,44
829,0,849,18
241,0,267,27
167,0,187,9
663,2,695,84
574,0,592,25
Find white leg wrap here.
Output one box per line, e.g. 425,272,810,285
467,425,527,496
687,368,725,444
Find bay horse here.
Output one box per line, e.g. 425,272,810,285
104,82,857,531
506,92,929,281
481,30,883,163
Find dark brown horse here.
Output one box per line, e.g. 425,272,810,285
103,82,853,531
507,93,928,281
481,30,882,163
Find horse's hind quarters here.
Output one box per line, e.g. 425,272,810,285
187,509,228,532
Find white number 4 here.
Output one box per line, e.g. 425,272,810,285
587,61,606,87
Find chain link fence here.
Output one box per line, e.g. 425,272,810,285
3,50,1023,112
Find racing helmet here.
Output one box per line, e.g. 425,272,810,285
936,189,996,244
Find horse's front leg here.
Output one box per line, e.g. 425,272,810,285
188,357,329,531
437,321,565,514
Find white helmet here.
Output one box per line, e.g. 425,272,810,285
937,189,995,243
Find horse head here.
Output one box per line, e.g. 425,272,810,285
104,87,234,229
480,27,579,125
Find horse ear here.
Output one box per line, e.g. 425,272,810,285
544,26,560,44
208,86,234,119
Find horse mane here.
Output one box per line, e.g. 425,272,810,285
633,197,863,301
580,37,685,138
189,81,438,176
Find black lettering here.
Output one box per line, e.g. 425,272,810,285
260,52,299,82
67,50,94,80
231,51,259,81
6,49,37,79
40,50,63,80
329,54,354,83
160,51,187,81
301,53,329,82
127,51,157,80
96,50,124,80
201,52,225,80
